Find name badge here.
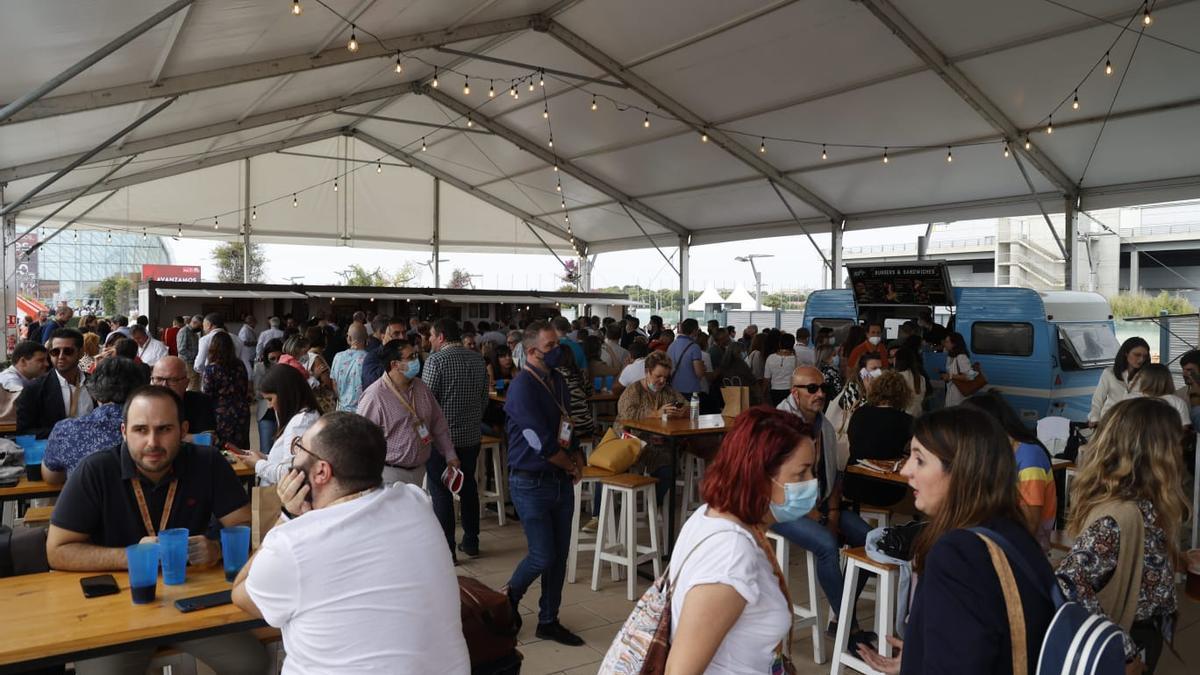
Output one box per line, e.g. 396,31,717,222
558,418,573,448
416,422,432,445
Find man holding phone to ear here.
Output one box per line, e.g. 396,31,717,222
45,385,266,675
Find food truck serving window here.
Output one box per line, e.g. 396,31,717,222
811,318,855,345
847,262,953,307
972,322,1034,357
1058,322,1120,368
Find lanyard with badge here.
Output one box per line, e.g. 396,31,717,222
383,376,433,445
523,365,573,449
131,478,179,536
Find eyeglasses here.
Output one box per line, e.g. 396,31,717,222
150,376,189,386
790,383,824,394
49,347,77,357
289,436,332,464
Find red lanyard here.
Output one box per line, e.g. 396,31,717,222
131,478,178,537
523,366,569,418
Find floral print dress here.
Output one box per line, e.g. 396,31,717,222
203,362,250,448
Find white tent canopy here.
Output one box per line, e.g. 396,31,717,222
723,284,758,310
688,283,726,311
4,0,1200,260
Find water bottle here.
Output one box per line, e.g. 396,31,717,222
690,392,700,420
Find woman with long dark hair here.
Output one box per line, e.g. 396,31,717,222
940,331,973,407
892,347,926,418
840,324,867,379
240,362,321,485
1089,336,1149,426
201,330,250,448
859,407,1057,674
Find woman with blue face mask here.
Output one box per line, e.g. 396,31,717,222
665,407,818,674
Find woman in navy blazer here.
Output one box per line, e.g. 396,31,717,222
859,407,1057,675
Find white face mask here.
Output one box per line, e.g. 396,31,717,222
861,367,882,380
868,336,882,346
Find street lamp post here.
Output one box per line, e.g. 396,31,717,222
734,254,774,310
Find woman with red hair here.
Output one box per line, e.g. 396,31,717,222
666,407,819,673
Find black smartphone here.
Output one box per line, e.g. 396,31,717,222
80,574,120,598
174,589,233,613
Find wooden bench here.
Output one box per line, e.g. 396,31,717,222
20,505,53,527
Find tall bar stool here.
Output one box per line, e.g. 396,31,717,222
478,435,507,526
766,532,827,664
568,465,616,583
830,547,899,675
592,473,662,601
681,453,706,518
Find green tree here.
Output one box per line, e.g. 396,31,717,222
94,274,134,315
446,268,473,289
343,261,421,287
212,242,266,283
392,260,420,287
1108,291,1196,318
556,284,577,293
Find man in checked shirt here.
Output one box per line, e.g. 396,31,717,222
423,318,490,562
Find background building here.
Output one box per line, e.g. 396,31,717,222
28,231,170,311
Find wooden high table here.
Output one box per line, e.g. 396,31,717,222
0,566,264,673
619,414,732,556
844,457,1075,488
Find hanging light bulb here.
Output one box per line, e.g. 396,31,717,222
561,199,566,209
1046,116,1053,134
463,77,470,96
347,27,359,53
564,213,570,223
590,95,597,111
553,162,558,172
882,147,889,164
292,193,298,207
759,137,766,153
528,78,535,92
509,81,516,97
543,105,549,119
1024,135,1031,150
700,130,708,143
252,206,258,219
421,137,427,152
946,147,953,163
539,70,545,87
107,230,112,243
513,88,518,100
142,228,147,241
547,136,554,148
213,217,219,230
1072,90,1079,110
488,80,495,97
1003,142,1010,158
176,225,182,238
821,144,828,160
556,182,562,192
292,0,302,16
394,53,403,74
643,113,650,128
376,163,382,174
1105,52,1113,76
431,67,438,88
466,114,473,128
1143,4,1152,25
333,179,339,192
73,229,78,241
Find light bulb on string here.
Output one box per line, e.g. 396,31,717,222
590,95,597,111
1072,90,1079,110
701,130,708,143
643,113,650,128
213,217,219,230
432,67,438,88
1003,142,1010,158
759,137,766,153
394,53,403,74
421,138,427,151
882,147,889,164
528,78,535,92
466,114,473,128
252,206,257,219
107,230,112,243
556,182,561,192
176,225,182,238
543,105,549,119
561,199,566,209
488,80,495,97
291,0,302,16
1046,116,1053,134
463,77,470,96
539,70,545,87
333,179,338,192
1105,52,1113,76
821,144,828,160
548,136,554,148
946,147,953,163
142,228,147,241
513,89,518,100
73,229,78,241
1024,135,1031,150
376,163,382,174
1143,4,1152,25
347,27,358,53
292,193,298,207
553,162,558,172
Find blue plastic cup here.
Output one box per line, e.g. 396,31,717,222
220,526,251,582
593,376,603,392
605,375,614,391
495,379,506,392
13,435,35,450
24,440,46,481
192,432,213,447
125,543,160,604
158,528,189,585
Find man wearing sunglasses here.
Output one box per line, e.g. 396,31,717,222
16,328,94,438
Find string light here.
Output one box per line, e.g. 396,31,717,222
821,144,827,160
643,113,650,128
488,80,495,97
547,135,554,148
556,182,561,192
1072,90,1079,110
421,137,427,151
292,193,298,207
213,217,219,230
1024,135,1031,150
347,26,359,53
394,53,403,74
432,67,438,88
466,114,473,128
463,77,470,96
590,95,597,111
553,162,558,172
73,230,78,241
539,70,544,87
176,225,182,238
142,228,147,241
333,179,338,191
252,206,257,219
291,0,302,16
1105,52,1113,76
1143,3,1152,26
759,137,766,153
107,230,112,243
543,105,549,119
1003,142,1010,158
700,130,708,143
1045,116,1053,134
376,162,382,173
528,79,535,92
882,147,889,164
946,146,953,163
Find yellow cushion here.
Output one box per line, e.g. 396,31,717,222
587,428,644,474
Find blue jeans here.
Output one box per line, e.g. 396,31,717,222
427,444,481,552
770,508,872,620
507,470,575,625
257,415,277,453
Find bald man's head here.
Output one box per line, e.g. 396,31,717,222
151,356,189,397
787,365,827,421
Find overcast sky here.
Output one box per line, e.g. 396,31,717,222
163,220,994,294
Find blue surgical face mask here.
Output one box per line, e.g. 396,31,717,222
543,346,562,369
404,358,420,380
647,380,661,393
769,478,820,523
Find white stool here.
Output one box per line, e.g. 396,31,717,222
568,466,615,583
859,507,890,531
478,435,507,526
592,474,663,601
766,532,827,664
830,547,899,675
682,453,706,518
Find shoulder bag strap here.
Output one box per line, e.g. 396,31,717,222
974,532,1029,675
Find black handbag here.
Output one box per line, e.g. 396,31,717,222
876,520,926,561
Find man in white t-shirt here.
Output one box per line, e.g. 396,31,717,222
614,342,650,396
233,412,470,675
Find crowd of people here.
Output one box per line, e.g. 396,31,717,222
4,306,1195,673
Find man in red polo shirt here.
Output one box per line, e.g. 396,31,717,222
847,322,890,374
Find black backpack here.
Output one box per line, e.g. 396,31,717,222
0,524,49,578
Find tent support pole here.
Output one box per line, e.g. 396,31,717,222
433,178,441,288
1064,196,1077,291
830,222,844,289
21,155,137,245
0,0,192,124
22,189,120,260
678,236,690,324
243,158,251,283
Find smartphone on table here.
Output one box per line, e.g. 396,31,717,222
80,574,120,598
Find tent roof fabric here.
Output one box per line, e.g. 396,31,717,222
688,284,726,311
723,284,758,309
146,280,631,307
5,0,1200,258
